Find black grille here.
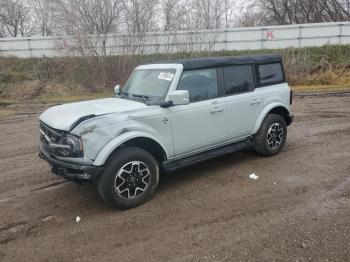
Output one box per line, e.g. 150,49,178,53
40,122,65,144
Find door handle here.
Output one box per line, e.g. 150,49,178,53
211,107,224,113
250,99,262,106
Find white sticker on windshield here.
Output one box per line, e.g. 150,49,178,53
158,72,174,81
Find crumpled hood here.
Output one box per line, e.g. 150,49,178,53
39,98,146,131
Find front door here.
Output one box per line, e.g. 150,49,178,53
169,68,227,157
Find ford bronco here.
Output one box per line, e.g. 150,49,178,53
39,55,294,209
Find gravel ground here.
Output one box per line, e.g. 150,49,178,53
0,95,349,262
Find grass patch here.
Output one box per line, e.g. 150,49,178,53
33,91,112,104
0,44,349,103
0,84,348,107
0,99,15,107
292,85,350,93
0,108,16,116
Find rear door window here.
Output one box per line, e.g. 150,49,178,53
256,63,284,86
177,68,218,102
222,65,255,95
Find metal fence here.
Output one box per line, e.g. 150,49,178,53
1,22,350,58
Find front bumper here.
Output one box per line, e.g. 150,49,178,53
39,144,103,182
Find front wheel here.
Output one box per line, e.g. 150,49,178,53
253,114,287,156
97,147,159,209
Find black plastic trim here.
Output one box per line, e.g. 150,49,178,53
286,114,294,126
69,114,97,132
152,55,282,70
162,139,252,172
39,144,103,182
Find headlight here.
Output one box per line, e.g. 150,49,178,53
49,134,84,157
59,134,83,157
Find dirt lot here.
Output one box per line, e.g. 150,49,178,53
0,95,349,262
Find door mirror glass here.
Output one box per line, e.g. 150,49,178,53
114,85,121,97
167,90,190,106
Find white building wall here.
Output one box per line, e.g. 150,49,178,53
0,22,349,58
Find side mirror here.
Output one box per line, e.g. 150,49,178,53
167,90,190,106
114,85,121,97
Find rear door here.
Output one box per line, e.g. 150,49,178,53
221,65,264,140
169,68,227,157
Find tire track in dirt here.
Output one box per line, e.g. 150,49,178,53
0,95,349,262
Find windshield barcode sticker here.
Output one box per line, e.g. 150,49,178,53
158,72,174,81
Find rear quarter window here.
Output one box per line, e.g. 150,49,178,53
256,63,285,86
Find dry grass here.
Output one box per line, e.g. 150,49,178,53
0,108,17,116
1,45,350,89
34,91,112,104
0,80,111,103
0,44,349,106
292,69,350,93
0,83,348,117
292,85,350,93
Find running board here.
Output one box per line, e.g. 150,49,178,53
162,139,252,173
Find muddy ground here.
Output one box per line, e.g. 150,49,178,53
0,95,349,262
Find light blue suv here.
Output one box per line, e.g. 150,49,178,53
39,55,294,209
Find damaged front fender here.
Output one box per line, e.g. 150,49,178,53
70,112,171,166
92,131,169,166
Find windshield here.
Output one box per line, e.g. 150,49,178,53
122,69,176,102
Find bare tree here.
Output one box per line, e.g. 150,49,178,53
223,0,239,28
120,0,158,54
189,0,227,30
32,0,59,36
161,0,189,31
239,0,270,27
0,23,5,37
55,0,121,56
255,0,350,25
328,0,350,20
0,0,36,37
160,0,238,31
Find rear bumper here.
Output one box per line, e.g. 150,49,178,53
39,144,103,182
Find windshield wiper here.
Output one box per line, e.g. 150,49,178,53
120,91,129,97
129,94,151,102
121,92,158,104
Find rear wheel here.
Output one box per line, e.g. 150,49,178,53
97,147,159,209
253,114,287,156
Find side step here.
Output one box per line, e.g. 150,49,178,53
162,139,252,173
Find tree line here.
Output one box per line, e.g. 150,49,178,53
242,0,350,26
0,0,240,38
1,0,349,39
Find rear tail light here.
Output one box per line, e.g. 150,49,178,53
290,90,293,105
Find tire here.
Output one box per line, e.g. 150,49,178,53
253,114,287,156
97,147,159,209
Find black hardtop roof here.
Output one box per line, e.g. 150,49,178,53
151,54,282,70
